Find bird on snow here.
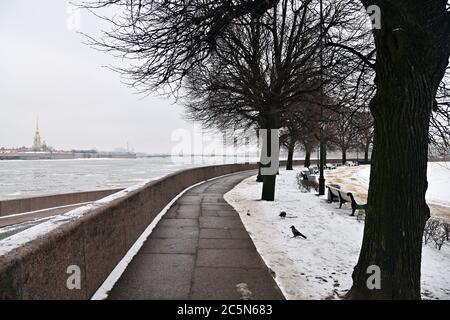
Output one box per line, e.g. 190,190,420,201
279,211,287,219
290,226,307,239
247,210,251,216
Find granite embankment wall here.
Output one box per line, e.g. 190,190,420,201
0,159,326,217
0,163,260,299
0,189,124,217
0,159,355,299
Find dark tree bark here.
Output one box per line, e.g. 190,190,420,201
261,124,277,201
364,143,370,162
304,149,311,168
342,148,347,165
256,130,263,182
256,163,263,182
262,174,277,200
286,143,295,170
348,0,450,300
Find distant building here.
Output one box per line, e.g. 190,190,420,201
32,115,42,151
0,115,137,160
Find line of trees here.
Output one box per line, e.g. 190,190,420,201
84,0,450,300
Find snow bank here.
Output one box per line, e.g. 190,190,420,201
0,203,101,256
426,162,450,207
356,162,450,207
225,169,450,300
325,163,450,222
0,180,153,256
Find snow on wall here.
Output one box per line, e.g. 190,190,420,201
0,180,153,257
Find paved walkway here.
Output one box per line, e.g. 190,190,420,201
108,171,284,300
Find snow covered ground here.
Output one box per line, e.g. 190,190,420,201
355,162,450,207
426,162,450,207
325,163,450,223
224,169,450,300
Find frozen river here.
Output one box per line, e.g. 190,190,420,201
0,156,257,200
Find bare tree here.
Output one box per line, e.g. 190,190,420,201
84,0,370,201
327,109,362,164
280,100,320,170
183,1,350,200
423,218,439,245
280,125,299,170
289,98,322,168
430,67,450,152
82,0,280,91
84,0,450,299
354,110,374,163
424,218,447,251
443,223,450,242
345,0,450,300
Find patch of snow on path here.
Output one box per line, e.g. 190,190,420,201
225,169,450,300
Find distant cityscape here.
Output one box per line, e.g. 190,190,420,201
0,116,137,160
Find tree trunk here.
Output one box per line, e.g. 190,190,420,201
349,96,431,299
364,143,370,163
348,2,450,299
286,143,295,170
256,162,263,182
342,148,347,165
304,149,311,168
256,130,263,182
260,111,280,201
261,174,276,201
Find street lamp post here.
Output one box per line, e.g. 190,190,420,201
318,130,325,195
318,0,326,196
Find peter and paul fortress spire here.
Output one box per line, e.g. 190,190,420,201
32,114,42,151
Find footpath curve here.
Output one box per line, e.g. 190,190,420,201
108,171,284,300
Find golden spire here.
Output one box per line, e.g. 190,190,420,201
32,114,42,151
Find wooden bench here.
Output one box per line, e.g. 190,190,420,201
326,185,341,203
327,185,367,216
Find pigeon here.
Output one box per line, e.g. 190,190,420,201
290,226,307,239
279,211,287,219
246,210,251,216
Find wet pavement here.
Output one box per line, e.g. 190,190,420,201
108,171,284,300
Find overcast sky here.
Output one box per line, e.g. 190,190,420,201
0,1,207,154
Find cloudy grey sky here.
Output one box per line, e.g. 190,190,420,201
0,0,203,154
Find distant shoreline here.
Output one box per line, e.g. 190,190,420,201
0,151,137,161
0,154,259,161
